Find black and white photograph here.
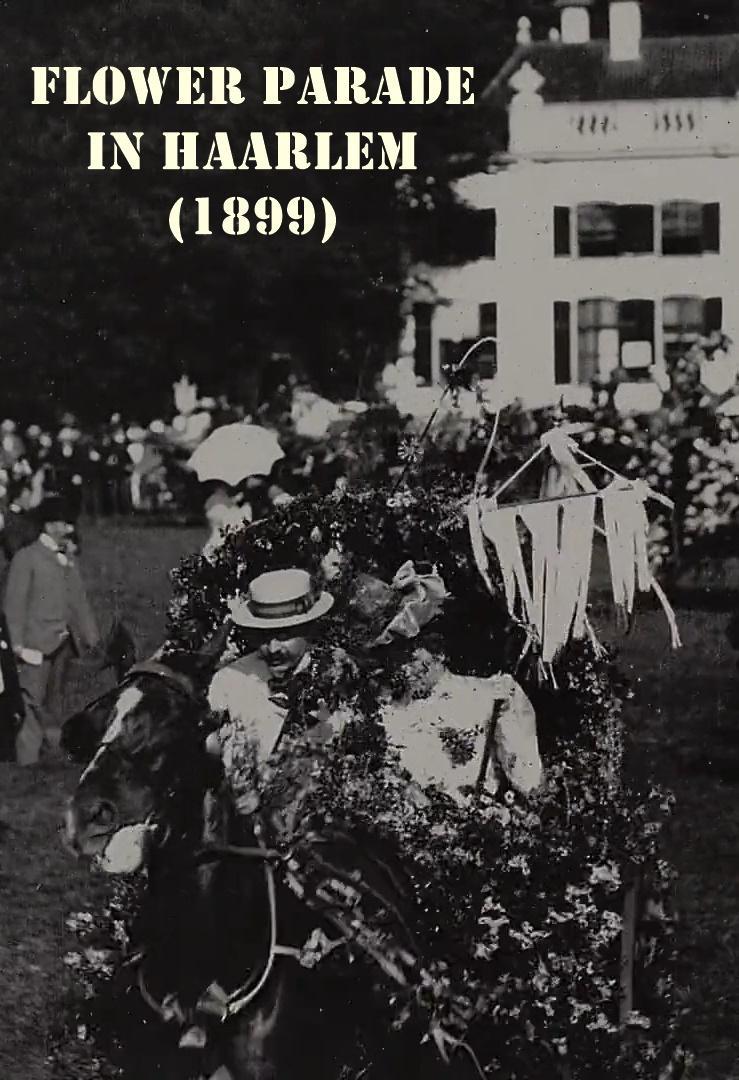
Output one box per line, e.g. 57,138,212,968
2,1,738,1077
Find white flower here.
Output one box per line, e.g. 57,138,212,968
320,547,343,582
589,862,620,890
625,1010,652,1030
587,1012,617,1033
507,853,530,876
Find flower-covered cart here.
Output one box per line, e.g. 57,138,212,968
160,461,686,1079
59,434,687,1079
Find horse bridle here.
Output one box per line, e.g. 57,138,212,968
97,658,303,1021
137,826,304,1029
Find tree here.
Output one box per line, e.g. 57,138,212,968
0,0,517,420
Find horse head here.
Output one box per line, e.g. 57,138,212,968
63,625,229,868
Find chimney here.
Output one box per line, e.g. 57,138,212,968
554,0,592,45
609,0,642,62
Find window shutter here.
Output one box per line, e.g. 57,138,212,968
479,302,497,337
619,299,655,343
554,207,571,256
619,299,654,372
617,205,654,254
413,303,433,384
662,200,703,255
488,209,497,259
705,297,723,334
554,301,571,384
703,203,720,253
577,203,618,257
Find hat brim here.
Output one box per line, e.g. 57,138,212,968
230,590,334,630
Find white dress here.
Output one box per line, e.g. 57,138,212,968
379,671,542,804
209,657,543,810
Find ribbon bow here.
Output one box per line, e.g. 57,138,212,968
373,561,448,646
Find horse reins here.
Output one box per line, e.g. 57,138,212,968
117,660,485,1071
213,830,304,1020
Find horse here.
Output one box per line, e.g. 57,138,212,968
62,637,481,1080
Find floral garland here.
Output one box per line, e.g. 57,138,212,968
58,479,685,1080
171,480,683,1078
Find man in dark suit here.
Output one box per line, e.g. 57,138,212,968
4,495,99,764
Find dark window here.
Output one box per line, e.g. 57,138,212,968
662,201,720,254
554,206,571,256
577,202,654,256
663,296,723,360
663,295,705,341
413,302,433,384
554,301,571,385
477,303,497,379
578,298,619,383
575,299,654,382
577,203,618,257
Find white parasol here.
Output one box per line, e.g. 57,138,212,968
187,423,284,485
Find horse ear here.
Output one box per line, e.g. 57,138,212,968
61,689,119,763
193,621,232,674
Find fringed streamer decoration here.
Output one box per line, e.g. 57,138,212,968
483,497,597,664
473,427,681,663
601,481,681,649
479,504,533,619
539,428,598,495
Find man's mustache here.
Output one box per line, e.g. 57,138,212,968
259,647,292,662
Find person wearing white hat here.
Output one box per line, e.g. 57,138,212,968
207,569,334,808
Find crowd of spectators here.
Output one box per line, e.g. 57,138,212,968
0,377,401,530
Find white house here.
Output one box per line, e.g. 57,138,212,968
402,0,739,409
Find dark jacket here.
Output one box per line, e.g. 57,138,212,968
4,538,99,657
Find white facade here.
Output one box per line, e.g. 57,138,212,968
405,11,739,408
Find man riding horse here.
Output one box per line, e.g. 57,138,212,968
62,561,543,1080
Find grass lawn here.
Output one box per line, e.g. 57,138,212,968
1,520,738,1079
0,521,202,1080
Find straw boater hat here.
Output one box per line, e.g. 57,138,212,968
229,568,334,630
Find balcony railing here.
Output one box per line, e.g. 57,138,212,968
509,98,739,158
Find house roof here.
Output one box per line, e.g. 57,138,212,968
485,34,739,103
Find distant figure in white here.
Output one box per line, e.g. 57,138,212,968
202,483,253,558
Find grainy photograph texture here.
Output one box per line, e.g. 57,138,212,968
2,2,739,1079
